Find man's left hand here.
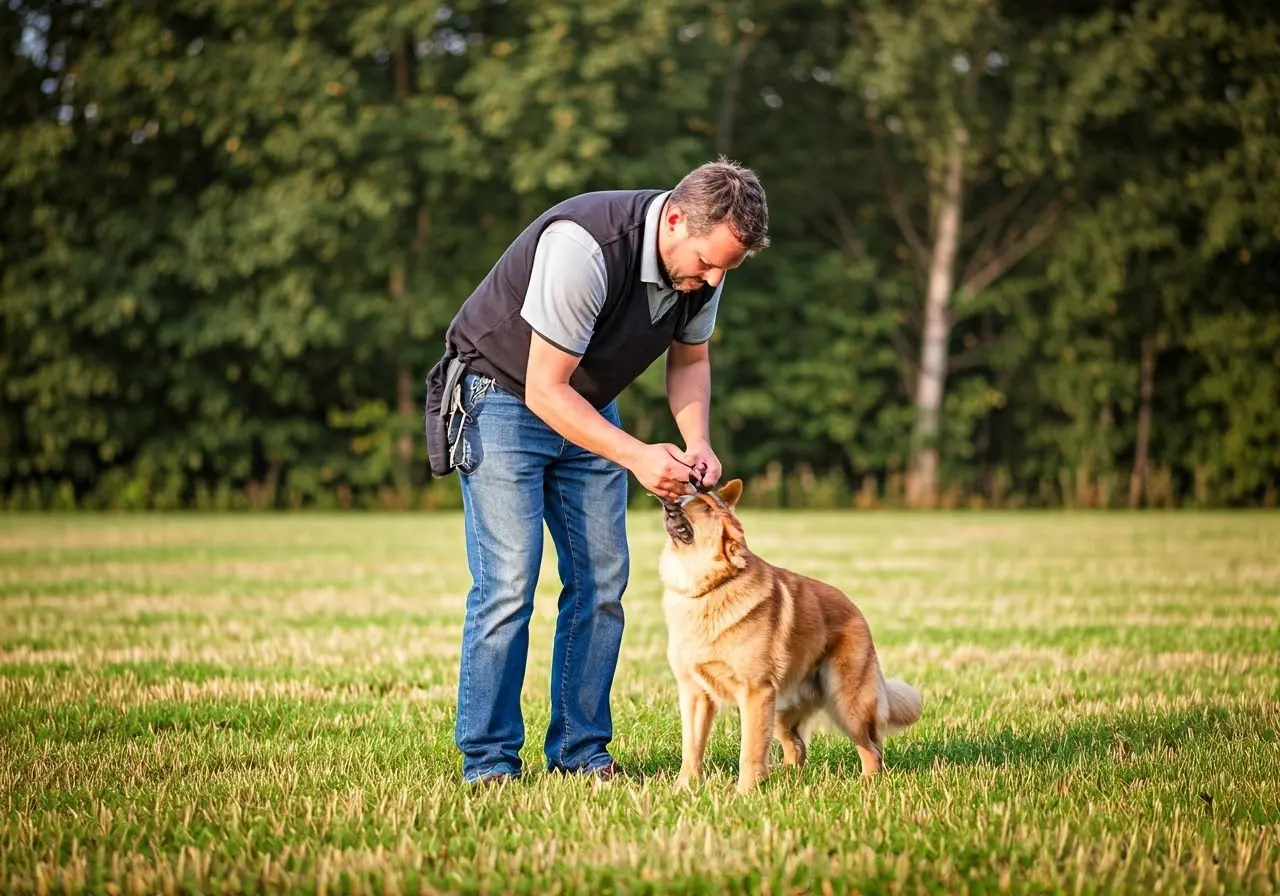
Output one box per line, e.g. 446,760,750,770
684,440,722,489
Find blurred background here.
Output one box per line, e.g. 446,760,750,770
2,0,1276,513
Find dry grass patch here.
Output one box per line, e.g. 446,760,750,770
1,510,1277,894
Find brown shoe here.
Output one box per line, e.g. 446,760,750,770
468,770,518,788
549,759,627,782
585,760,626,781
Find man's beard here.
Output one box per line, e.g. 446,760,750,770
659,251,703,292
658,244,678,290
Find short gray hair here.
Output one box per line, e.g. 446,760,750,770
668,157,770,252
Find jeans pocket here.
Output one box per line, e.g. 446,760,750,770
449,375,494,475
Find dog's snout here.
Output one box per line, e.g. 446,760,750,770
664,514,695,544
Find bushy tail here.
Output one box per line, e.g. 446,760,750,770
882,678,922,735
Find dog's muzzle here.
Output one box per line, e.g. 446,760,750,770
662,498,696,544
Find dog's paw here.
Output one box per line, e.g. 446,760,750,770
735,768,768,794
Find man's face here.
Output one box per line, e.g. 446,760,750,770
658,204,750,293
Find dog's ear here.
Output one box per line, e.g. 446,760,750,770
720,516,748,569
718,478,743,510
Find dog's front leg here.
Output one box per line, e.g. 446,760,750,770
736,684,776,794
676,680,716,788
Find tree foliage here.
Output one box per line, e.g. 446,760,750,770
2,0,1277,510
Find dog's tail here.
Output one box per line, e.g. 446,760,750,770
882,678,923,735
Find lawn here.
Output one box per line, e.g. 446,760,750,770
1,509,1278,894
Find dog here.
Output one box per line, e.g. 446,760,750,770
657,478,922,793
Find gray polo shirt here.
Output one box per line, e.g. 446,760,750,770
519,191,722,357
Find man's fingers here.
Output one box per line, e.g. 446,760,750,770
663,444,697,467
661,476,694,499
663,463,695,485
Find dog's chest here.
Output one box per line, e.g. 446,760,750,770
662,590,778,693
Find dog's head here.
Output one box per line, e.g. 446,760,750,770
659,478,749,570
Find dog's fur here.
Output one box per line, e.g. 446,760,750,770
658,479,922,793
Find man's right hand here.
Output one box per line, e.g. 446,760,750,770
628,443,697,501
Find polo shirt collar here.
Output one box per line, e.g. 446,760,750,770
641,191,673,289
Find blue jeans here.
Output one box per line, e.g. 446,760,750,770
451,373,629,781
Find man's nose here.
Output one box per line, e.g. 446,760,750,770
702,268,724,288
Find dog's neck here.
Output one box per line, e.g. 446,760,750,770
659,542,753,600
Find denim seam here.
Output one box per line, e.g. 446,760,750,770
457,454,489,764
554,467,583,768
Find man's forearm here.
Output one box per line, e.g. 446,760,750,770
666,349,712,447
525,383,646,469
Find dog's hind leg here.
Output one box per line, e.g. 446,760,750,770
773,712,808,768
820,639,885,778
774,693,822,768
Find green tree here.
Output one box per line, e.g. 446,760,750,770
830,0,1163,506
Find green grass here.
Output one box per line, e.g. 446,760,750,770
2,510,1278,894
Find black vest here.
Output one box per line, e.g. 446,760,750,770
441,189,717,409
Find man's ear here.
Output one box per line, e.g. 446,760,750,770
718,478,743,510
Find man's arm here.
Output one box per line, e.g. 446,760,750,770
525,333,647,469
517,222,701,499
665,282,723,485
666,340,712,449
518,222,648,468
525,334,698,500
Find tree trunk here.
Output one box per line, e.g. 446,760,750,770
907,123,966,508
715,23,760,156
396,361,414,490
1129,331,1157,508
388,262,412,496
392,37,415,498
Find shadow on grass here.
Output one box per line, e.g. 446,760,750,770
855,705,1248,777
630,705,1248,780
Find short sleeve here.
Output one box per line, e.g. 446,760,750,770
519,220,608,356
674,279,723,344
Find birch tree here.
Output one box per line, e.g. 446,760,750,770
834,0,1145,506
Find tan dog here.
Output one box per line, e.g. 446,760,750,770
658,479,922,793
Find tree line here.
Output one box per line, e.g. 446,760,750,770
2,0,1277,511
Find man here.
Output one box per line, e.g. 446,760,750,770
424,158,769,784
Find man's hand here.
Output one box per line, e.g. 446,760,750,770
683,439,722,488
629,443,698,502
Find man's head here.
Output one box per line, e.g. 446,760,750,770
657,158,770,293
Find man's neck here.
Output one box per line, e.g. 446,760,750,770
655,204,675,290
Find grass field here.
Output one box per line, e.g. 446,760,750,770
2,509,1278,895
